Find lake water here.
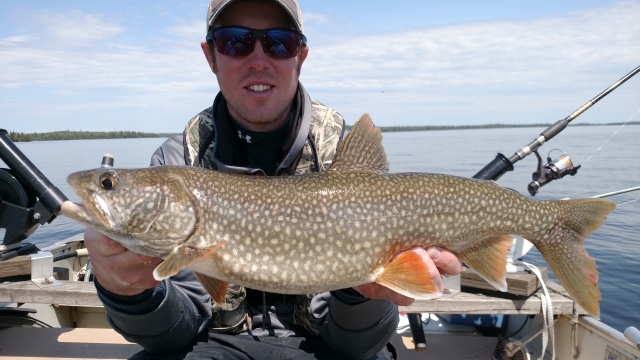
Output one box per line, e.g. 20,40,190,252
3,125,639,332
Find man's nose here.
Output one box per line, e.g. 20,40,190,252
246,39,270,70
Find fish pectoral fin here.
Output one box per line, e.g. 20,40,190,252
458,233,513,291
374,250,439,299
153,241,227,280
193,272,228,304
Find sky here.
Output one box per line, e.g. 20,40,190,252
1,0,639,133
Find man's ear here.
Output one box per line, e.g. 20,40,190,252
296,46,309,75
299,46,309,66
201,41,218,74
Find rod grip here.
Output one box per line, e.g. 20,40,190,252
472,153,514,181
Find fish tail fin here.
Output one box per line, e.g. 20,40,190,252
535,198,616,317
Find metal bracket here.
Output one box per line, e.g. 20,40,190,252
440,273,461,298
30,251,61,288
507,235,535,273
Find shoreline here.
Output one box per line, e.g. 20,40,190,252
8,121,639,142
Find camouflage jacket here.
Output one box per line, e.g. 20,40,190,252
181,85,345,335
183,87,345,176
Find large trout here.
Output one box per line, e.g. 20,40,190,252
61,114,615,316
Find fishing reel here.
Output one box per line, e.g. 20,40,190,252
0,129,68,260
527,150,580,196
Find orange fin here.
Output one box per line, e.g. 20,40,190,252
193,272,228,304
328,114,389,174
375,250,439,299
153,241,227,280
458,233,513,291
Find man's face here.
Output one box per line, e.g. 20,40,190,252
201,1,308,132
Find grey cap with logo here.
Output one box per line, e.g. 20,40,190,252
206,0,304,33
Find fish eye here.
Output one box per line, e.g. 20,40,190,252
99,172,118,190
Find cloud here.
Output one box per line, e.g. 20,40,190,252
1,2,639,132
0,35,36,45
299,1,640,125
303,12,329,25
0,10,209,92
37,10,124,45
0,8,216,132
303,1,639,91
165,21,204,41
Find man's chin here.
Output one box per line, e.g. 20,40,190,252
230,104,291,131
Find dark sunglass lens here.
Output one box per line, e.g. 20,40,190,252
214,28,254,56
263,30,302,59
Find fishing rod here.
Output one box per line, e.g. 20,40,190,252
407,65,640,352
591,186,640,199
473,65,640,192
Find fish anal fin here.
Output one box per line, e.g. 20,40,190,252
153,240,227,280
193,272,228,304
375,250,439,299
458,233,513,291
328,114,389,174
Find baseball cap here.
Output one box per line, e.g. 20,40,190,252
207,0,304,33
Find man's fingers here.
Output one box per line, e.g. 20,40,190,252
98,250,161,272
408,247,444,293
352,246,464,305
84,228,127,257
427,247,463,276
90,250,163,294
84,228,163,293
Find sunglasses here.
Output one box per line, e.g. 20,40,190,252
206,26,307,59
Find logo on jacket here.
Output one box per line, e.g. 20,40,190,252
238,131,252,143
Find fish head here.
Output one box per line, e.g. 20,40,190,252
61,167,198,258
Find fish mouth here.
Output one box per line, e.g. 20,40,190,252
60,195,114,230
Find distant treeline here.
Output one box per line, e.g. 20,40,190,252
8,121,639,142
6,130,179,142
6,131,32,142
347,121,640,132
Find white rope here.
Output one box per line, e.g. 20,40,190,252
523,262,555,360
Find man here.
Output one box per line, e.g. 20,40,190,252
84,0,462,359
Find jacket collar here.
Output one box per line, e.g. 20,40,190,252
212,82,312,176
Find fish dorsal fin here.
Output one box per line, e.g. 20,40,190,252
328,113,389,174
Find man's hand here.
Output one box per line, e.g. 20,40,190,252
353,246,462,306
84,228,163,296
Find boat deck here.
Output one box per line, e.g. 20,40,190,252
0,326,510,360
0,327,141,360
0,279,584,314
0,279,583,359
